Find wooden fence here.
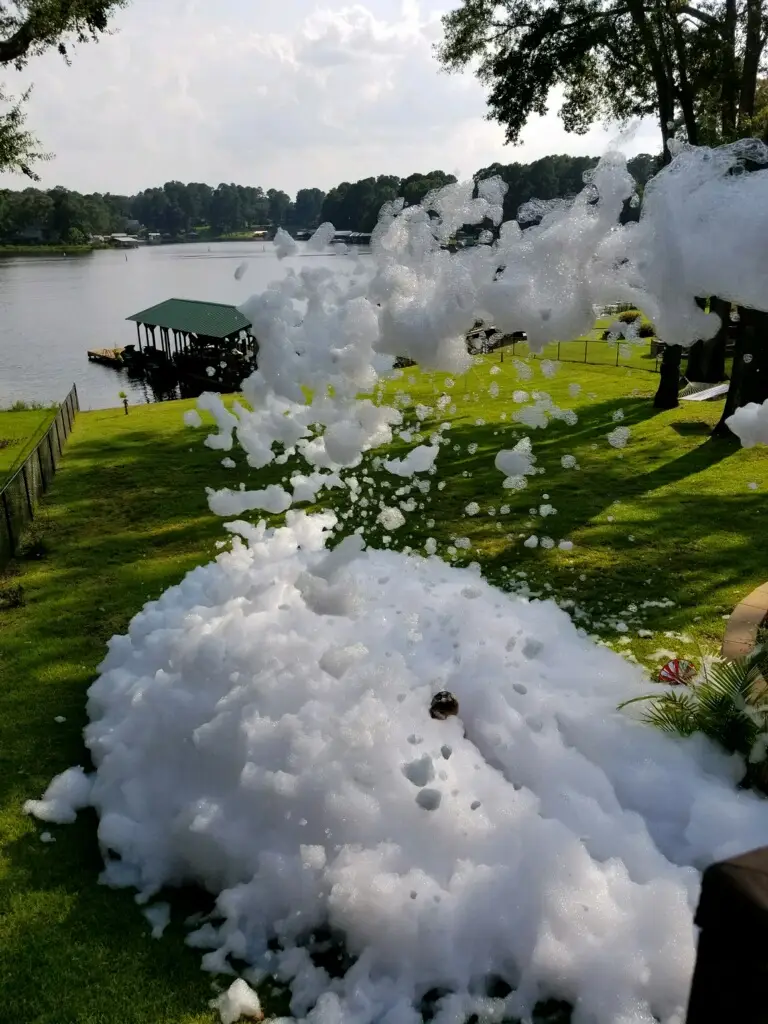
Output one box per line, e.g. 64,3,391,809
0,385,79,565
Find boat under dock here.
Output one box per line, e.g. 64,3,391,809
87,347,124,367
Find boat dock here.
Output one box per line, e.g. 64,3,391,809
87,347,124,367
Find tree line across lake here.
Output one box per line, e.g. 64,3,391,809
0,153,656,247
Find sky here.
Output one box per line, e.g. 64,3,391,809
0,0,661,196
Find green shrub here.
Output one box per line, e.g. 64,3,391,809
618,648,768,793
602,321,655,341
618,309,642,323
4,399,46,411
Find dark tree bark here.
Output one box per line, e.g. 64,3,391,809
685,298,729,383
626,0,676,161
738,0,763,127
666,0,698,144
721,0,739,138
654,342,684,408
712,308,768,438
706,298,731,383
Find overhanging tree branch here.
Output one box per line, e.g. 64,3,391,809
0,0,127,176
679,5,725,33
0,1,126,68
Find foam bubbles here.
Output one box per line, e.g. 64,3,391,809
608,426,631,449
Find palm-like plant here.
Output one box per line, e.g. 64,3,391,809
618,647,768,792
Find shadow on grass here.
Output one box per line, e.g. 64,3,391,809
670,420,716,437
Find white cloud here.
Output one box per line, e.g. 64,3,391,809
0,0,660,196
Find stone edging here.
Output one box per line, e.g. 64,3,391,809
721,583,768,659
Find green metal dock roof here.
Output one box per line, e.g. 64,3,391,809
127,298,251,339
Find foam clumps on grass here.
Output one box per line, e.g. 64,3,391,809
494,437,537,491
143,901,171,939
383,444,439,477
24,766,92,824
607,425,631,449
183,410,203,428
27,510,768,1024
211,979,263,1024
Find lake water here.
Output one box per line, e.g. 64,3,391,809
0,241,364,410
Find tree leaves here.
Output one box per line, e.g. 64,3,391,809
0,0,127,176
437,0,768,153
438,0,656,144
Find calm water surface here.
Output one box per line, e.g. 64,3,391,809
0,242,363,410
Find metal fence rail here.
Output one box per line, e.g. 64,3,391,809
500,336,662,374
0,384,79,565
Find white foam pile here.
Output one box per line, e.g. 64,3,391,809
27,512,768,1024
25,140,768,1024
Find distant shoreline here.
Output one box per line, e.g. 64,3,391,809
0,244,100,256
0,236,268,256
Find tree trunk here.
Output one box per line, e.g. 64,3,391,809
664,0,699,144
654,342,683,408
663,0,704,146
712,308,768,438
721,0,738,139
627,0,676,161
706,297,730,382
738,0,763,128
685,298,729,383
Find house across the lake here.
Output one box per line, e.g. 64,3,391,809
110,233,140,248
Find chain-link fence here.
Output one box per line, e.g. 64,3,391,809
0,384,79,566
498,336,661,374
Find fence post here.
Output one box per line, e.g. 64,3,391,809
2,491,14,556
557,342,561,361
1,386,78,568
53,412,62,456
584,339,588,363
616,344,620,367
21,464,33,516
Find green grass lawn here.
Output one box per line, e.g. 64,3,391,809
0,409,57,485
1,356,766,1022
368,356,766,665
